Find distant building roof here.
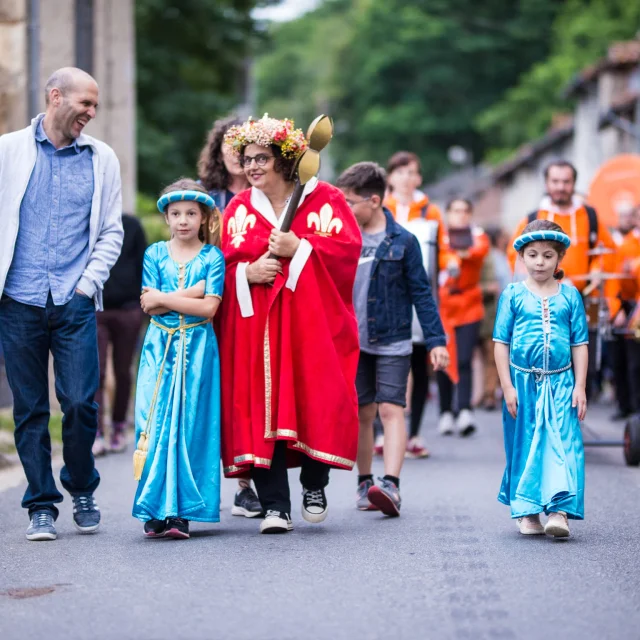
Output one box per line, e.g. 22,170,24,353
565,40,640,98
492,119,574,182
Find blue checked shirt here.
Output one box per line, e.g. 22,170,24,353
4,120,94,307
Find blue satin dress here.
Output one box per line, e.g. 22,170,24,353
132,242,224,523
493,281,588,520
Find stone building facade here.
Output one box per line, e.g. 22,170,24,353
0,0,136,211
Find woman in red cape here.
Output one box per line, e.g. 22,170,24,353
218,115,361,533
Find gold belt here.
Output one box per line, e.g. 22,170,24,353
150,317,210,334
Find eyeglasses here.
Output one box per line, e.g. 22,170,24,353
240,153,274,168
345,196,372,208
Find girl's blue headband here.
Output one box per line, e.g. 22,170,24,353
157,190,215,213
513,230,571,251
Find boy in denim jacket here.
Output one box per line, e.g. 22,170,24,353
337,162,449,516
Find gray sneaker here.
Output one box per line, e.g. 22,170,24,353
26,511,57,541
72,494,101,533
355,479,378,511
367,477,401,517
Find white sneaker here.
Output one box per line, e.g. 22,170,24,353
92,436,107,457
260,510,293,534
456,409,476,437
517,514,545,535
545,511,570,538
438,412,455,435
301,487,328,523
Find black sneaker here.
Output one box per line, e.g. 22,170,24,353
72,494,101,533
165,517,189,539
143,519,167,538
26,511,57,541
260,510,293,534
367,477,401,517
232,486,264,518
301,487,328,523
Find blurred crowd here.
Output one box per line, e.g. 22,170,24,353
15,130,636,464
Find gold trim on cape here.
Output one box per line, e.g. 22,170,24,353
290,441,355,468
263,317,273,437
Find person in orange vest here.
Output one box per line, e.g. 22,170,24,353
437,198,490,437
609,204,640,419
384,151,443,226
507,161,616,287
507,160,616,399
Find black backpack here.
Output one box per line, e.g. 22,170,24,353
527,204,598,251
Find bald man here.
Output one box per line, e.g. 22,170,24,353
0,67,123,541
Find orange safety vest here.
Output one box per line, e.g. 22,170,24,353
508,205,616,291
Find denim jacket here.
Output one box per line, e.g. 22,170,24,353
366,208,446,351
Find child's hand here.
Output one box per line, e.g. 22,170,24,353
429,346,449,371
572,385,587,421
504,386,518,419
140,287,165,313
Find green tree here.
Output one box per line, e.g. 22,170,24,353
256,0,563,180
478,0,640,162
136,0,276,195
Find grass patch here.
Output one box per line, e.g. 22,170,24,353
0,411,63,453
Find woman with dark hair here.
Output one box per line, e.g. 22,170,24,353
218,115,361,534
198,116,250,210
197,117,261,519
437,198,489,437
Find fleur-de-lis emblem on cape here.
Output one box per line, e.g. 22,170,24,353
227,205,256,248
307,204,343,237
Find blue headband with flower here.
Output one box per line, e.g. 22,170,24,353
513,230,571,251
157,190,215,213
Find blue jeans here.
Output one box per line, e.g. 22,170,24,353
0,292,100,518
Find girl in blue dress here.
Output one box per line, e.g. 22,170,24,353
132,178,225,539
493,220,588,538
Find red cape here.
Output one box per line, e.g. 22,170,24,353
218,181,362,476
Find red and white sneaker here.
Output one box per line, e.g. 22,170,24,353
405,436,430,459
367,478,401,517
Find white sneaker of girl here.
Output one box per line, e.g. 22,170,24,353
545,511,570,538
517,514,545,535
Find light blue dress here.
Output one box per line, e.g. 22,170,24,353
493,282,588,520
132,242,224,523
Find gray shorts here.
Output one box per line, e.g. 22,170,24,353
356,352,412,407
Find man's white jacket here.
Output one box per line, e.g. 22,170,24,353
0,114,123,310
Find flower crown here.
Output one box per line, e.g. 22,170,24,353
224,114,308,160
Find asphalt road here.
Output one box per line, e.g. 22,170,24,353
1,404,639,640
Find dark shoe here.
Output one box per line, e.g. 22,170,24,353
367,478,401,517
232,486,264,518
165,517,189,539
72,494,101,534
26,511,57,541
143,519,167,538
301,487,328,523
356,479,378,511
260,510,293,534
